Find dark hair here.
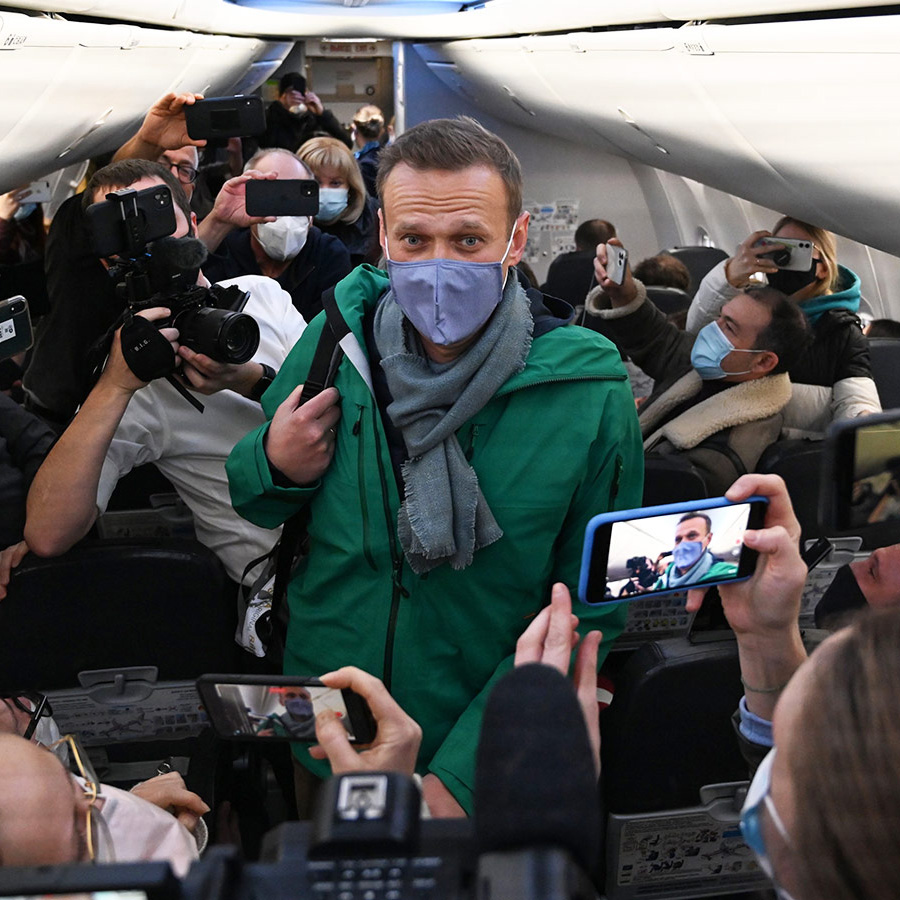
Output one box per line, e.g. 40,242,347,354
743,285,810,374
84,159,192,228
633,254,691,292
866,318,900,339
279,72,307,95
677,512,712,534
574,219,616,251
789,607,900,900
376,116,522,227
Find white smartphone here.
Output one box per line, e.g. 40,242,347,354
756,236,814,272
605,243,628,285
19,180,52,205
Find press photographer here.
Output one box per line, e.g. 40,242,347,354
22,159,306,589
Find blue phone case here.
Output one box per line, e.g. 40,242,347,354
577,495,768,605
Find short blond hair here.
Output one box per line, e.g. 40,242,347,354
772,216,840,296
297,137,366,226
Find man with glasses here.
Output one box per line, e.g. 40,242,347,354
0,691,53,741
0,731,205,873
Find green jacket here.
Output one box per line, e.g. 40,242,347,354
226,265,643,812
653,557,739,591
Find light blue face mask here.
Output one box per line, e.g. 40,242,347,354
317,187,349,223
690,321,762,380
14,202,37,221
384,224,517,346
285,697,313,719
672,539,705,570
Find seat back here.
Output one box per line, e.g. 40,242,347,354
660,247,729,298
0,538,235,690
756,439,825,541
644,286,692,317
867,337,900,409
642,455,709,507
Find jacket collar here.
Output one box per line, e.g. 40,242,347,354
642,371,792,450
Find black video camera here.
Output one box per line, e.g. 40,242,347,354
86,185,260,370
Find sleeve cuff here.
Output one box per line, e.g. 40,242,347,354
585,279,647,319
738,695,774,748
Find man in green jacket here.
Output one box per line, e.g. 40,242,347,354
653,511,738,591
226,117,643,816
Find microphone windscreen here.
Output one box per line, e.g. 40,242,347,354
147,236,208,293
474,663,600,873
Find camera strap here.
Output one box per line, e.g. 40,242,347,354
120,313,178,381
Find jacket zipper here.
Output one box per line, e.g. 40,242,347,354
371,404,408,691
354,405,377,571
464,424,482,461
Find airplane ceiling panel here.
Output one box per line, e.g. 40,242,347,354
424,16,900,256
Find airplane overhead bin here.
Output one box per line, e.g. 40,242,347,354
415,15,900,258
0,10,292,190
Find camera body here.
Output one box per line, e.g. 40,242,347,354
87,186,259,368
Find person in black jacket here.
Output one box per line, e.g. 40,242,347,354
201,148,351,323
260,72,351,153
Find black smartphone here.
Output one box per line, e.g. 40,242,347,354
184,95,266,140
245,179,319,217
85,184,176,257
196,674,376,744
821,409,900,535
0,295,33,360
578,496,768,604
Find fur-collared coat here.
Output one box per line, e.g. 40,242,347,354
587,280,792,495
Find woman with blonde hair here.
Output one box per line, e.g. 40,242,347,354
685,217,879,431
298,136,380,267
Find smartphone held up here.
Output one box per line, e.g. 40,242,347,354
578,497,768,605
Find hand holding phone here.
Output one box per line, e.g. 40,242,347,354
197,674,376,744
184,95,266,141
578,495,768,605
309,666,422,776
0,296,33,361
244,179,319,217
755,235,814,271
604,242,629,285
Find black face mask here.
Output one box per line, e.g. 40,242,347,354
767,259,819,297
814,563,868,628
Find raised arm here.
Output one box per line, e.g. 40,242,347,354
113,92,205,162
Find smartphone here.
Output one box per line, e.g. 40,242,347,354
86,184,176,257
820,409,900,535
756,236,814,272
245,179,319,217
196,674,376,744
184,95,266,140
0,295,33,361
578,496,768,604
19,179,52,205
605,242,628,285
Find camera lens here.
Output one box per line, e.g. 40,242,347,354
176,307,260,363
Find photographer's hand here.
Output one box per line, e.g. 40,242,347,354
265,385,341,485
515,583,602,775
725,230,781,287
177,348,263,397
197,170,277,253
130,772,210,833
309,666,422,776
594,237,638,307
113,92,206,163
104,308,179,394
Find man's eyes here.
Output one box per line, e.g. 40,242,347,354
461,236,481,248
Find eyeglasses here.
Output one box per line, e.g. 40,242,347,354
0,691,52,740
165,162,198,185
49,733,101,862
740,748,797,900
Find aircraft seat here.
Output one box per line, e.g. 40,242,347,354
660,247,729,299
755,439,824,541
644,286,692,317
642,455,709,506
867,337,900,410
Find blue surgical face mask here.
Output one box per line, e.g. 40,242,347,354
285,696,313,718
317,187,349,223
691,321,761,380
14,202,37,221
672,539,705,570
741,749,797,900
384,224,517,346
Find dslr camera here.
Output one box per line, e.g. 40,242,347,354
86,184,260,367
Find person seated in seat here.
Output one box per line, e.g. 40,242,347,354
685,473,900,900
540,218,616,310
686,218,881,434
632,254,691,293
587,240,809,496
20,159,305,593
201,147,352,324
652,511,738,590
864,317,900,338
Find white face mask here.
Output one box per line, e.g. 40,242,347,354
255,216,310,262
32,714,66,761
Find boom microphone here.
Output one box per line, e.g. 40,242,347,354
474,663,601,876
146,235,209,294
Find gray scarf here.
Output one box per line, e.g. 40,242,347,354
373,276,534,574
